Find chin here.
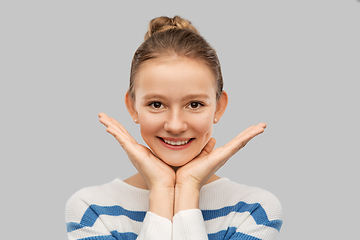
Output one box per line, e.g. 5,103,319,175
154,150,199,167
147,148,189,166
161,157,193,167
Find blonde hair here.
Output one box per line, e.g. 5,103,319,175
129,16,223,100
144,16,198,41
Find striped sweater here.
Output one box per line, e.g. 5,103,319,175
65,178,283,240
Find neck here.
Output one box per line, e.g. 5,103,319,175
124,172,220,190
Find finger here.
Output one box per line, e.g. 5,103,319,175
107,129,145,172
204,138,216,153
106,127,129,147
220,123,267,159
102,117,134,143
98,112,110,120
230,123,266,146
99,116,118,130
246,123,266,139
98,114,133,140
108,117,137,144
99,113,137,144
197,138,216,158
220,125,254,149
107,126,140,157
98,113,113,127
106,126,140,156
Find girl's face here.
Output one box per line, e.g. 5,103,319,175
126,57,227,167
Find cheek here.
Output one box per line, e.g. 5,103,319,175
138,112,163,141
188,112,214,139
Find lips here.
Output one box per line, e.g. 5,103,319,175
163,139,190,146
158,137,194,148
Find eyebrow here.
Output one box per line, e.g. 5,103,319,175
181,93,211,101
142,93,211,101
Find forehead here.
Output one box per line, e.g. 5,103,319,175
135,57,217,99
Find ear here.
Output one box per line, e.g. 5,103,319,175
125,91,139,124
214,91,228,123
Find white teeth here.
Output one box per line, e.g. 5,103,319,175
163,139,190,146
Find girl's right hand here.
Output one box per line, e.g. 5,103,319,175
98,113,176,191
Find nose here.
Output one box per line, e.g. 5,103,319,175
163,109,187,134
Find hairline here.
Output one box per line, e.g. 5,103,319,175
130,55,219,103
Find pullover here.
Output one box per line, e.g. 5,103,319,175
65,178,283,240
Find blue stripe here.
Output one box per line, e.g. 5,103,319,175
66,222,85,232
208,227,262,240
110,231,137,240
67,205,146,233
201,201,282,231
78,235,115,240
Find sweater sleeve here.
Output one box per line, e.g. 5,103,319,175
230,190,283,240
65,191,172,240
137,211,172,240
173,209,208,240
172,190,283,240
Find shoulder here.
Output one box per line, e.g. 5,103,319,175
65,179,120,221
228,179,282,215
66,179,122,207
65,179,149,221
65,180,151,237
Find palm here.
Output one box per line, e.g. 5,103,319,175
131,143,175,189
176,138,222,188
98,113,175,190
176,123,267,189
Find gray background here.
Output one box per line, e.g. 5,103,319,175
1,0,359,239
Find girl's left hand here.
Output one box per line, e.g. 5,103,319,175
175,123,267,190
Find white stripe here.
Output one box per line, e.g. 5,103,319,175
68,215,143,240
237,216,279,240
204,211,250,234
70,212,173,240
100,214,143,234
68,226,110,240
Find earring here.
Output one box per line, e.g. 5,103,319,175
134,119,138,123
214,119,217,123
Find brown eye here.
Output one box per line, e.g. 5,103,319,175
188,102,203,109
150,102,163,109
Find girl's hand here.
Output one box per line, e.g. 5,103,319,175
174,123,267,214
98,113,175,191
176,123,267,190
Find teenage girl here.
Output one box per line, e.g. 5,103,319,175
66,16,283,240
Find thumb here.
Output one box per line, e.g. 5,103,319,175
197,138,216,158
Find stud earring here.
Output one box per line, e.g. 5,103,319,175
134,119,138,123
214,119,217,123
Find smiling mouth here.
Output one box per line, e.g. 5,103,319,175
158,137,194,146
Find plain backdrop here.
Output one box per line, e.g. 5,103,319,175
1,0,359,239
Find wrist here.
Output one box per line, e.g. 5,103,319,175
149,187,175,200
174,184,200,215
149,188,174,221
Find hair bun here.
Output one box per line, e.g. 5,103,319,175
144,15,198,41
